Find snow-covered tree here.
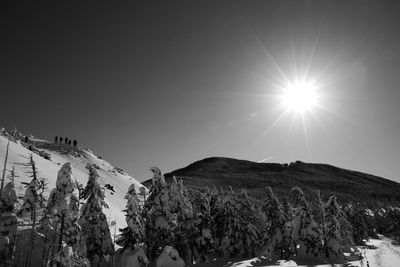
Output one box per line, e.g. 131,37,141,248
143,167,175,260
170,177,196,264
190,187,214,263
0,166,18,263
0,166,18,212
213,187,260,257
79,165,114,264
281,197,294,260
41,163,86,266
19,154,47,267
343,204,369,245
290,187,322,257
237,189,261,257
323,196,353,257
116,184,144,250
19,155,46,214
261,187,286,259
323,196,341,256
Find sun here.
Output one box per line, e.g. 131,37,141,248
281,80,317,113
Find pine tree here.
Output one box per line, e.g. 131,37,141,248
43,162,85,265
142,167,174,260
216,187,238,257
281,197,294,259
191,187,214,263
170,177,196,264
19,154,47,267
337,207,354,253
323,196,354,257
290,187,322,257
214,187,260,257
0,166,18,212
323,196,342,257
317,190,329,257
343,204,369,245
78,165,114,264
0,165,18,264
116,184,144,250
237,189,261,257
261,187,285,259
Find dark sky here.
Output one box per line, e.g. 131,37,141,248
2,1,400,183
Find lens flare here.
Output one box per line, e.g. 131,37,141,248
281,81,317,113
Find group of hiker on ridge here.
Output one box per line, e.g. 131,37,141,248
54,136,77,147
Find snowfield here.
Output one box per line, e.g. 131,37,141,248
358,238,400,267
191,238,400,267
0,134,147,235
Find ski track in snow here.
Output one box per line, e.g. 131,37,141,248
363,238,400,267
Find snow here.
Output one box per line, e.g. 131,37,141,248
0,134,147,236
355,238,400,267
156,246,185,267
191,238,400,266
114,246,148,267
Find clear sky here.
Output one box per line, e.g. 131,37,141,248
1,1,400,183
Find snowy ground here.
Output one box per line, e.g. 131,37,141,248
0,134,147,234
191,238,400,267
355,238,400,267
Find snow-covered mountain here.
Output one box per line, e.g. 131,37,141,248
0,129,147,234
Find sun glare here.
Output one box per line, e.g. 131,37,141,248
281,81,317,113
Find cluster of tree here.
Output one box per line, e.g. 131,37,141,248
1,160,381,266
117,168,356,265
0,157,112,266
370,207,400,245
54,136,78,146
380,208,400,244
342,203,400,246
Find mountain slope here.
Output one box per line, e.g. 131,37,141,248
0,131,147,233
144,157,400,204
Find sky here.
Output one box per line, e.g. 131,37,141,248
1,1,400,183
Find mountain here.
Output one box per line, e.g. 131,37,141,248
144,157,400,205
0,129,147,232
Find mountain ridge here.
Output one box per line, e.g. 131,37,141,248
144,156,400,205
